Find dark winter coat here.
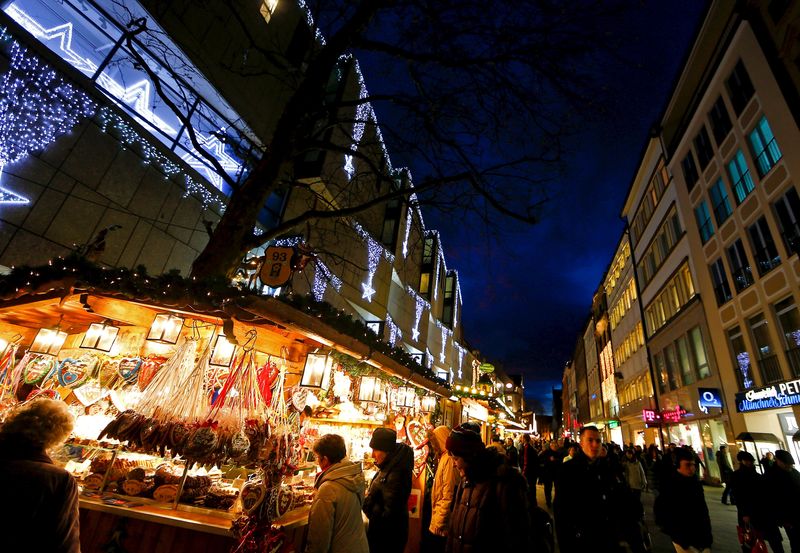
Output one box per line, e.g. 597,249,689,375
506,444,519,469
363,442,414,553
520,443,539,484
445,448,539,553
554,450,640,553
716,449,733,482
0,437,81,553
730,465,781,538
765,464,800,526
654,471,712,550
539,448,562,482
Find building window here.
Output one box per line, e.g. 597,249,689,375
708,95,733,145
775,296,800,378
709,178,733,226
748,216,781,275
644,263,695,336
727,150,755,204
726,59,755,116
749,313,784,384
676,335,695,385
728,325,754,389
422,237,435,265
709,258,733,306
773,187,800,257
636,207,683,287
694,200,714,243
682,152,700,191
653,352,668,395
380,197,402,249
693,126,715,170
419,272,430,296
749,116,783,177
727,238,754,292
664,344,682,390
688,326,711,380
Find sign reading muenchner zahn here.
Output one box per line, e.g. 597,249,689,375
735,378,800,413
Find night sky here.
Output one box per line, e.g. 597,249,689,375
425,1,709,414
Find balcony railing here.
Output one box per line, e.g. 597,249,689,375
758,354,784,385
786,347,800,379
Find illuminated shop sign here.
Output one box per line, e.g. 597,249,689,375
642,407,688,426
735,378,800,413
698,388,723,413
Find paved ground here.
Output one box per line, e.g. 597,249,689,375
536,483,789,552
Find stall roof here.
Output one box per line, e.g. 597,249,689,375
736,432,782,444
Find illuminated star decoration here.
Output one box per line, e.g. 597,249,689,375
6,7,243,193
354,222,394,302
312,260,342,302
402,205,413,258
0,34,96,206
406,286,430,341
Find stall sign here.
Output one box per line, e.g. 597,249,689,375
478,363,495,374
259,246,295,287
698,388,723,413
735,378,800,413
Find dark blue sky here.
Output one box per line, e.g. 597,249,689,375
426,1,709,413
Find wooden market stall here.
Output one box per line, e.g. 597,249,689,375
0,273,450,553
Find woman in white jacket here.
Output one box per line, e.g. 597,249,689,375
427,425,461,552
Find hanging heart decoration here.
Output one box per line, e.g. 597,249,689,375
57,355,99,388
98,359,120,388
117,357,142,383
22,354,56,385
413,444,429,477
405,419,428,449
25,387,60,401
241,480,267,513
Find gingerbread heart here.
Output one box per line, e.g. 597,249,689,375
57,356,98,388
117,357,142,383
413,444,429,477
241,481,267,513
275,486,294,518
22,355,56,385
406,419,427,449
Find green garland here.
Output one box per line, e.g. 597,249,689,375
0,255,449,388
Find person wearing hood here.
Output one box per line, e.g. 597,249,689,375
305,434,369,553
0,398,80,553
445,425,542,553
363,427,414,553
426,426,460,551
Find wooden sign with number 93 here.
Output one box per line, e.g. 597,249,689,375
259,246,295,287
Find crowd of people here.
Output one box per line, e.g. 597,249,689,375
3,398,800,553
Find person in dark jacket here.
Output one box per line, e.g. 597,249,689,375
445,425,545,553
520,434,540,506
730,451,784,553
363,427,413,553
766,449,800,552
505,437,519,469
0,398,80,553
539,441,562,507
654,447,712,553
554,426,642,553
717,444,734,504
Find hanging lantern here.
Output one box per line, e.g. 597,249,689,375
210,334,236,367
300,351,333,390
146,313,184,344
421,395,437,413
358,376,383,403
395,386,417,409
80,321,119,352
29,328,68,355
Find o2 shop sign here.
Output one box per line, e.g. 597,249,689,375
698,388,723,414
735,378,800,413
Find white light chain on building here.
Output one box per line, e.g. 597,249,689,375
0,32,95,205
435,321,452,363
98,107,219,206
402,205,413,258
385,314,402,347
406,285,430,341
5,6,244,193
354,222,394,302
426,348,433,369
454,342,466,379
312,260,342,302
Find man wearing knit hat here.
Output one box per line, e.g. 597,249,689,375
444,425,541,552
362,427,413,553
767,449,800,551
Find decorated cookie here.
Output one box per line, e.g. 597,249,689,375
241,481,267,513
22,355,56,385
117,357,142,383
56,355,99,388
